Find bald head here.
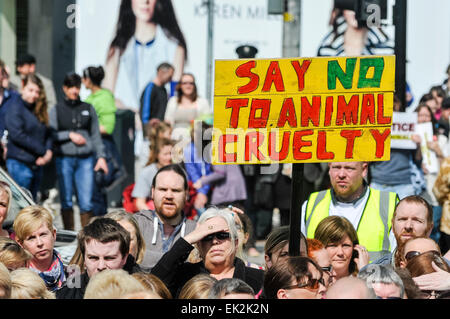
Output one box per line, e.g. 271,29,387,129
325,277,376,299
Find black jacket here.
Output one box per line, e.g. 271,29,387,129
151,237,265,298
56,255,143,299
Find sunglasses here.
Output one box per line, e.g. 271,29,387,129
284,278,325,292
321,265,333,273
181,81,194,85
321,266,335,284
376,296,402,300
201,232,231,242
404,250,440,261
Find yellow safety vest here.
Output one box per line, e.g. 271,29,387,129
305,188,398,261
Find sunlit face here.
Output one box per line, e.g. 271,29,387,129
180,74,195,96
117,220,138,260
131,0,157,22
311,248,337,288
393,201,431,245
84,239,128,277
63,85,80,101
0,190,9,226
198,217,235,267
160,68,174,85
328,162,367,200
325,235,354,278
158,129,172,140
431,91,444,108
21,223,56,265
425,100,439,115
265,240,308,269
17,63,34,77
157,145,173,167
371,283,402,299
278,263,325,300
401,238,439,268
82,77,93,90
417,107,432,123
21,82,40,104
152,171,187,221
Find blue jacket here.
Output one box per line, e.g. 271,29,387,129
0,89,20,136
183,142,212,195
5,95,52,164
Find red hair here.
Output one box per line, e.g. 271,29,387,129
307,238,325,258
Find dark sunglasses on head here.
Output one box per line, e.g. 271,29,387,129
284,278,325,292
201,231,231,242
404,250,440,261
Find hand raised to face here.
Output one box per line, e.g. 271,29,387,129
183,216,229,245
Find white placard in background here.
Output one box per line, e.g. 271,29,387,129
391,112,418,149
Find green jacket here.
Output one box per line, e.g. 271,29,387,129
85,89,117,135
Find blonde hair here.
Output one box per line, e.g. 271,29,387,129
105,210,146,264
84,269,146,299
0,262,11,299
178,274,218,299
10,268,55,299
0,181,12,223
13,206,54,243
131,272,172,299
0,237,32,270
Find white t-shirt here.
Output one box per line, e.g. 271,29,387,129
114,25,178,111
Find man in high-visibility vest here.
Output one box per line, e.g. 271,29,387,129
300,161,399,262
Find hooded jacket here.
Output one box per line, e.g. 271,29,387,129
134,210,197,271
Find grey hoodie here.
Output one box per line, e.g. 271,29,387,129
134,210,197,271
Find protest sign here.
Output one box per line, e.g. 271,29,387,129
416,122,439,174
391,112,417,149
212,55,396,164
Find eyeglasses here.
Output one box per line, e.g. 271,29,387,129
321,265,333,273
201,232,231,242
181,81,194,85
404,250,440,261
284,278,325,292
321,266,335,284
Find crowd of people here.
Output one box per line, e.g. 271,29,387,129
0,40,450,298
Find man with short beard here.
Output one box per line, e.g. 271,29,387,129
134,164,197,271
370,195,434,266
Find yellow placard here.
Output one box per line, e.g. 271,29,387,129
212,55,395,165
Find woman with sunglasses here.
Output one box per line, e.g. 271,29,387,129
151,207,264,298
164,73,210,143
264,256,326,299
396,236,442,268
406,250,450,299
307,238,337,290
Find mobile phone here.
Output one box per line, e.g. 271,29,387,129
352,249,359,260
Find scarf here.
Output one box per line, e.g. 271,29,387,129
31,250,66,292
